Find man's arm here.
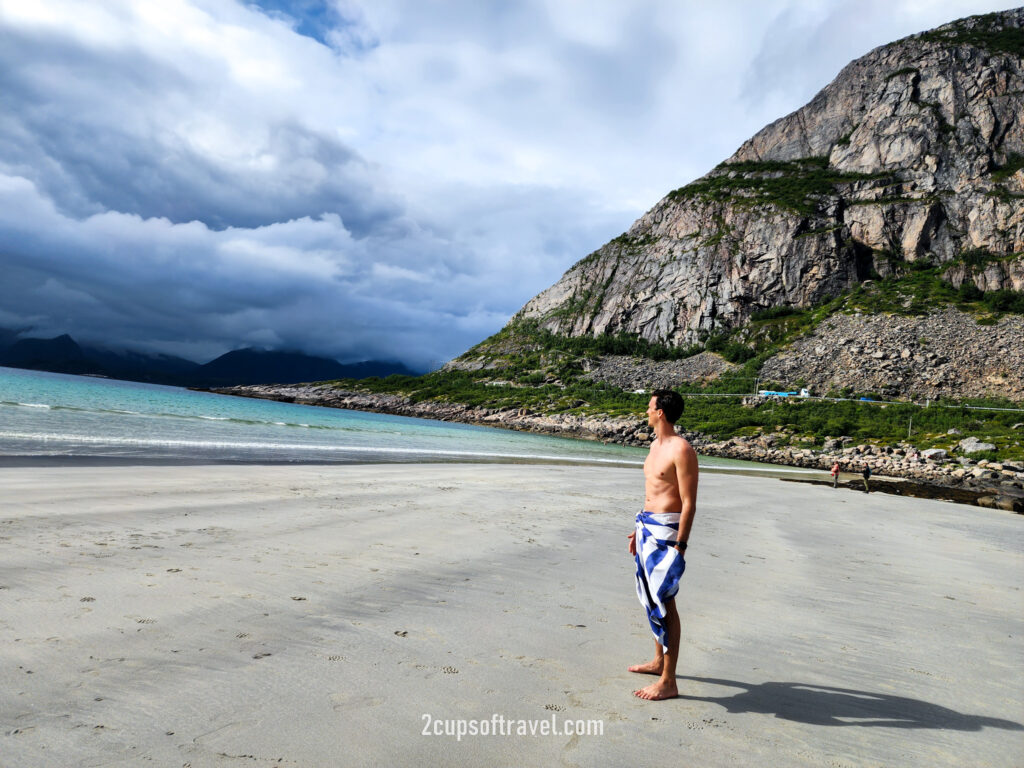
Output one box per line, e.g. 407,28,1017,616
674,442,698,550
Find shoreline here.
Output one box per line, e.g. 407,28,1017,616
0,453,816,478
204,383,1024,512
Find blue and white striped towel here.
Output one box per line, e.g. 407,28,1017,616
634,510,686,649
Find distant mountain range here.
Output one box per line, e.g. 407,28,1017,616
0,331,419,386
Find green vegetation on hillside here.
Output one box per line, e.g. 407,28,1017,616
991,153,1024,182
919,11,1024,57
838,252,1024,317
667,157,890,217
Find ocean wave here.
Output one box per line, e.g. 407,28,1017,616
2,400,144,417
3,398,363,432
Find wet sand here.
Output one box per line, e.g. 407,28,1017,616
1,464,1021,766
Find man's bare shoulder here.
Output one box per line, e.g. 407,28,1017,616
667,435,697,466
663,433,693,453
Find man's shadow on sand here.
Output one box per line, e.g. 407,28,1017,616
675,676,1023,731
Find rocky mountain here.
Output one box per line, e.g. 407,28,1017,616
509,10,1023,357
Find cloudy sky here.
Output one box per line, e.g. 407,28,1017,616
0,0,1017,370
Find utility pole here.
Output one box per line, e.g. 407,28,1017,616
908,415,913,439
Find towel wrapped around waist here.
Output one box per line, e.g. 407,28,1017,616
634,510,686,649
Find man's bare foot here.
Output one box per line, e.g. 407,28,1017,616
633,680,678,700
627,659,663,675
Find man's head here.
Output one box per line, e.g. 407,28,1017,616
647,388,684,426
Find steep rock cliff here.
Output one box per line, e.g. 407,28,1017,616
515,10,1024,347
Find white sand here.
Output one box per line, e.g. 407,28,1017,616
1,464,1021,767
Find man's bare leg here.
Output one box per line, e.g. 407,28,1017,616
633,599,680,700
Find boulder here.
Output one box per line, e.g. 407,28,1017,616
977,495,1024,513
920,448,948,461
959,437,996,454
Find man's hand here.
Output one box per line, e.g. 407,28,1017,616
627,531,636,556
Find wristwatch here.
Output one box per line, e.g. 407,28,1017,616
675,541,688,551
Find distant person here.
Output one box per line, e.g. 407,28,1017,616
627,388,698,701
862,464,871,493
830,461,840,488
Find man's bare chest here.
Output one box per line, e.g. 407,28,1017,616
644,451,676,483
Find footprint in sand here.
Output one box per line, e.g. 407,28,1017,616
544,704,564,712
440,666,458,674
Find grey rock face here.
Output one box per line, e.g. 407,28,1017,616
516,10,1024,348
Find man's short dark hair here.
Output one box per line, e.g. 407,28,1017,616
652,388,684,424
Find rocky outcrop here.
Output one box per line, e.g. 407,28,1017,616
758,307,1024,399
514,10,1024,348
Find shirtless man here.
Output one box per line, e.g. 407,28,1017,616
627,388,698,701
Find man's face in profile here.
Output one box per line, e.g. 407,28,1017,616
646,396,660,428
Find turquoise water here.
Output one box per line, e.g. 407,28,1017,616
0,366,815,472
0,366,653,465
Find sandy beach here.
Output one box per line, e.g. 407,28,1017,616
1,463,1022,767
